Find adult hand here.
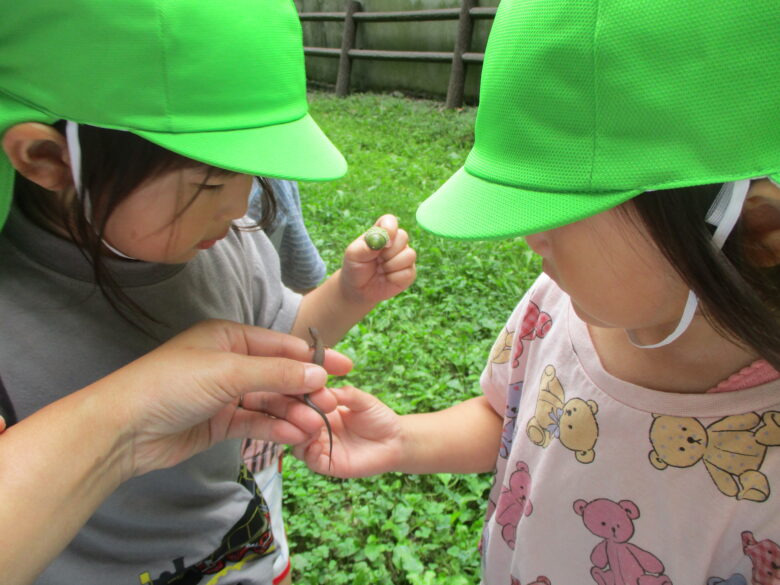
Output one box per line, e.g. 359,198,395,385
0,319,352,585
111,319,353,478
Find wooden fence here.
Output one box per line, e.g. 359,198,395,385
298,0,497,108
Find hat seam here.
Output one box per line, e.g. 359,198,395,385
589,0,603,193
134,111,312,136
462,164,639,195
0,89,311,135
156,2,174,132
460,162,780,196
0,91,59,127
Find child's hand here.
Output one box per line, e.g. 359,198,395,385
293,386,404,478
339,215,416,305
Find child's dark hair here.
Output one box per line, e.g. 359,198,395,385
625,185,780,371
14,121,277,334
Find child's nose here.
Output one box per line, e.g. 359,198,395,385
524,233,549,256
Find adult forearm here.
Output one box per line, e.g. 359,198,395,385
0,320,353,585
0,384,129,585
396,396,503,475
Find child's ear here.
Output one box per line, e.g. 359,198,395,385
2,123,73,192
741,179,780,267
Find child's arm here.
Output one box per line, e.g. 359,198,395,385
295,386,503,477
291,214,416,346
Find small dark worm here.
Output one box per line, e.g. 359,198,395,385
305,327,333,470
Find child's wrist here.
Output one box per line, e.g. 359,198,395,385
395,414,426,474
334,269,376,312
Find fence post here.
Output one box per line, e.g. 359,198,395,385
445,0,476,108
336,0,362,97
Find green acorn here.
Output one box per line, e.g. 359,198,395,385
364,226,390,250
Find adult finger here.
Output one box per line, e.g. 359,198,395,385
239,325,354,376
227,409,314,445
187,352,330,406
239,388,337,428
186,320,353,376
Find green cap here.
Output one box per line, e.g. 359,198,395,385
0,0,347,229
417,0,780,240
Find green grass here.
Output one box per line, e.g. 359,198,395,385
283,91,541,585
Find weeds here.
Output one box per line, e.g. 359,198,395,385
284,91,540,584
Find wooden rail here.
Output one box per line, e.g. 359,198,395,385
299,1,496,108
299,7,497,22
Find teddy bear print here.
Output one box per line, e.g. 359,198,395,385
495,461,534,549
500,382,524,458
707,576,747,585
482,473,499,555
490,328,515,376
511,576,552,585
742,531,780,585
574,498,672,585
526,365,599,463
512,301,552,368
648,411,780,502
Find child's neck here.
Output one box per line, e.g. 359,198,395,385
588,317,759,394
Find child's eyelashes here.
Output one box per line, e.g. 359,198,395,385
193,183,225,192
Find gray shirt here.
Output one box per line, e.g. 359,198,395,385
0,207,301,585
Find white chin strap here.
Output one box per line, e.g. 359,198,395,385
66,121,138,260
628,179,750,349
66,121,258,262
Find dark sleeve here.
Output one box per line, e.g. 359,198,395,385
0,375,17,427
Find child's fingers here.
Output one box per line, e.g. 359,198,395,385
384,266,417,290
351,215,400,256
379,246,417,275
331,385,382,412
378,228,411,260
291,429,329,470
375,214,399,234
345,232,387,261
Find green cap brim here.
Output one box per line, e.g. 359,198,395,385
416,167,642,240
0,111,346,231
136,112,346,182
